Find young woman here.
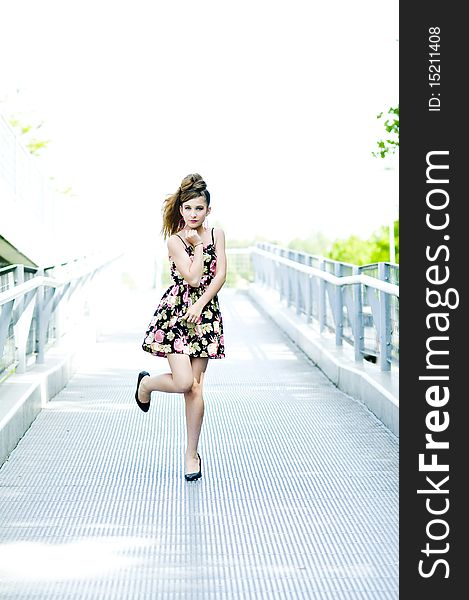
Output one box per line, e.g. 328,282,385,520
135,173,226,481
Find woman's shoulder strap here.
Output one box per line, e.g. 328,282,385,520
211,227,215,245
174,233,188,248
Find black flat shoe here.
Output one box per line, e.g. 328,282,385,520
185,453,202,481
135,371,151,412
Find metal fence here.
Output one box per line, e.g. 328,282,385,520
0,255,119,379
1,239,398,377
252,242,399,371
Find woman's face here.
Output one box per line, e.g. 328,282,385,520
180,196,211,228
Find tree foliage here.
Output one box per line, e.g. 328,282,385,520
328,235,375,265
373,105,399,159
8,117,51,157
5,111,74,196
224,221,399,270
327,221,399,264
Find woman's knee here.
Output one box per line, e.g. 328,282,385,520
167,355,194,393
189,378,202,396
174,374,194,393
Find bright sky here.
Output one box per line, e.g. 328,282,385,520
0,0,398,249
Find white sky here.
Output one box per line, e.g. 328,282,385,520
0,0,398,248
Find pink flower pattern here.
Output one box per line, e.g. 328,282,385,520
142,229,225,359
154,329,165,343
173,337,185,352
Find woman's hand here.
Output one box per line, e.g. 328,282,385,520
184,229,203,247
180,301,203,324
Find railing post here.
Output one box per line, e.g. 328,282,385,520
305,273,312,324
305,257,311,324
0,300,14,365
334,262,343,346
252,252,258,285
36,267,46,364
287,267,293,308
318,260,326,333
269,254,275,289
15,265,26,373
54,283,70,343
352,265,364,363
287,250,294,308
12,265,38,374
15,264,24,315
378,263,391,371
296,270,302,316
296,252,304,316
279,262,284,303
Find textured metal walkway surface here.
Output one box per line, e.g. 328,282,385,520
0,288,398,599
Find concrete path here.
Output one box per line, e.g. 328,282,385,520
0,288,398,599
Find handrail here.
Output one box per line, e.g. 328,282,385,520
251,247,399,296
0,254,120,376
251,244,399,372
0,277,47,305
0,261,116,305
0,265,38,276
256,241,400,270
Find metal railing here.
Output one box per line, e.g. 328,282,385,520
252,243,399,371
0,254,119,379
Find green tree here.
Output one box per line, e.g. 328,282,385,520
373,105,399,159
5,112,74,196
328,235,375,265
327,221,399,265
369,221,399,263
8,117,51,157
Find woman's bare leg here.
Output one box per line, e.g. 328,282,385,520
184,357,208,474
137,354,194,403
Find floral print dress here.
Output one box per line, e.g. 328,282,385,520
142,227,225,359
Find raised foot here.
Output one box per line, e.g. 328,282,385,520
138,375,151,403
135,371,151,412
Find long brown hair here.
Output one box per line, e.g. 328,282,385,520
161,173,211,239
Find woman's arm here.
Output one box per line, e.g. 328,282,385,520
196,228,227,307
167,234,204,287
180,229,227,323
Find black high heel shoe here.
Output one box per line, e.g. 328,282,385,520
135,371,151,412
185,453,202,481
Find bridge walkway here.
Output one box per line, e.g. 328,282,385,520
0,288,398,599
